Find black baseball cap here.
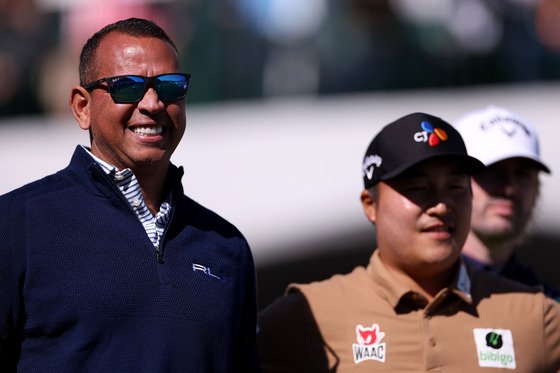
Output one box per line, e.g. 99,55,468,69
362,112,485,189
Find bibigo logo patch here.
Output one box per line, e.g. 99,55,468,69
352,323,386,364
473,328,516,369
414,121,448,146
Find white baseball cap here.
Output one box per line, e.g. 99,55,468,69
454,105,550,173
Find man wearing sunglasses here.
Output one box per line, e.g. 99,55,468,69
0,18,260,372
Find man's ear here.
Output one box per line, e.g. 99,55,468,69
70,86,91,131
361,188,377,224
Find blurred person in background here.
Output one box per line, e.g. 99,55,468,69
0,18,259,372
257,112,560,372
0,0,56,116
455,106,560,301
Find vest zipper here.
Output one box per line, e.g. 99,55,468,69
156,244,164,264
92,163,171,266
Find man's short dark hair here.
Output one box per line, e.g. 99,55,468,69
79,18,178,86
368,184,379,204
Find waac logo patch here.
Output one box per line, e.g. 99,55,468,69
473,328,516,369
352,324,386,364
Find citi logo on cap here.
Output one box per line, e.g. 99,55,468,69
414,121,448,147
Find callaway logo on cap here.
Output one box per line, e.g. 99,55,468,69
454,106,550,173
362,112,485,189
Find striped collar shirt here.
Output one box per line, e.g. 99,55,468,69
83,146,172,248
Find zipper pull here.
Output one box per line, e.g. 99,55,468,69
156,245,164,264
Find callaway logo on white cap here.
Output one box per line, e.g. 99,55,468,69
454,106,550,173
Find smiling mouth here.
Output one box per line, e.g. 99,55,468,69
423,225,453,233
131,126,163,136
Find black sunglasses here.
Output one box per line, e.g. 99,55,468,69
83,73,191,103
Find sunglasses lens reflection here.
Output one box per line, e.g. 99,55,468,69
110,76,145,103
156,75,188,101
108,75,188,103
